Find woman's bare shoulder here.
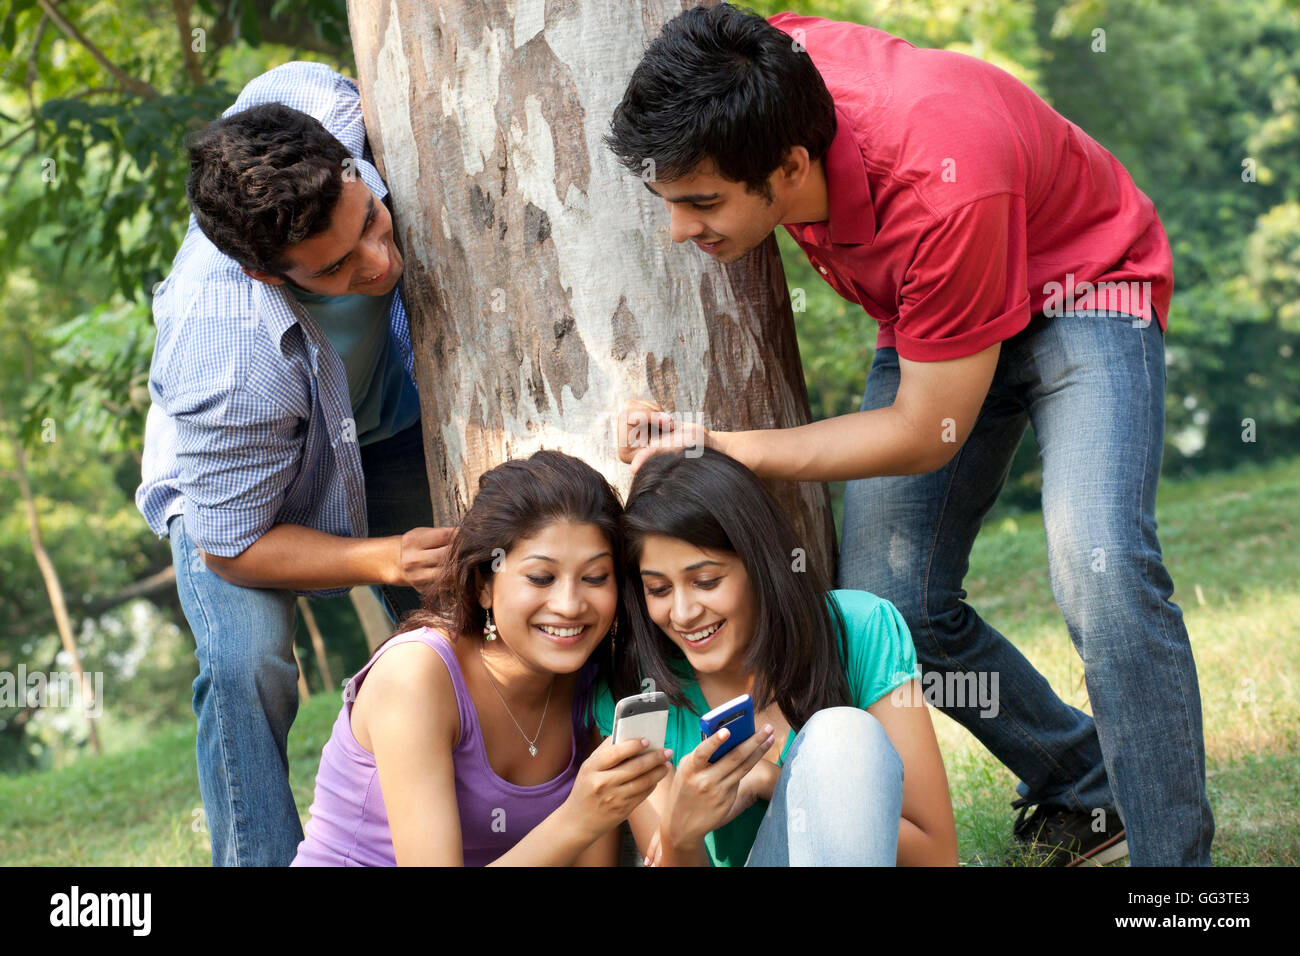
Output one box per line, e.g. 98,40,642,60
351,628,461,754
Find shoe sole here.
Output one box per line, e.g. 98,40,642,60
1068,833,1129,867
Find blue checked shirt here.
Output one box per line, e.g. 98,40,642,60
135,62,417,597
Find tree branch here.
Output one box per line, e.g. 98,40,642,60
35,0,161,100
3,566,178,642
68,86,119,99
0,123,36,152
26,16,49,144
2,140,42,197
170,0,205,86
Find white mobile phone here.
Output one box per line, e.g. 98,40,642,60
611,691,670,752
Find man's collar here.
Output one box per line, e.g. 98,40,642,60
254,279,307,354
821,106,876,245
252,153,388,354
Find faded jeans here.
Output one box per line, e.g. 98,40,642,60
169,420,433,866
839,309,1214,866
746,707,903,866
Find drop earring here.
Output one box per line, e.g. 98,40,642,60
484,607,498,641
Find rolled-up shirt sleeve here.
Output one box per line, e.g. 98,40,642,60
895,192,1032,361
172,383,305,558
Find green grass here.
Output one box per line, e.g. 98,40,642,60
0,695,341,866
3,458,1297,865
946,455,1300,866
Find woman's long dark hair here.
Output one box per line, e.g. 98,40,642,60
612,446,852,730
398,449,631,734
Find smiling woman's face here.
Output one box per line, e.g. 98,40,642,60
636,534,757,676
478,520,618,676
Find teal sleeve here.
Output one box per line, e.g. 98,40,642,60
831,590,922,709
593,678,617,737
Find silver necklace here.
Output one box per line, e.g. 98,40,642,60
479,645,553,757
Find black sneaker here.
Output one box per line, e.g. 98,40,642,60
1008,801,1129,867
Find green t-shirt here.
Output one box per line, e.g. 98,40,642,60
288,285,420,446
593,588,921,867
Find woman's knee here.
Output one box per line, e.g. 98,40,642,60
793,707,902,781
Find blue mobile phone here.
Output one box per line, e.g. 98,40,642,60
699,694,755,763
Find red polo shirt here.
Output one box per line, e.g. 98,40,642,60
768,13,1173,362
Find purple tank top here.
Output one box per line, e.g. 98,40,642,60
291,627,580,866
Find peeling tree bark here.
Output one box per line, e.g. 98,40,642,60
348,0,836,581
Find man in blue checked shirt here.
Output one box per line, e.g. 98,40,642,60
136,62,452,866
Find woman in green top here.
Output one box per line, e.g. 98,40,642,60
597,446,958,866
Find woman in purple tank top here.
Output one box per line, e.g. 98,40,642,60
292,450,671,866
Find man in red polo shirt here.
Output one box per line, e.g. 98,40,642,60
608,5,1213,866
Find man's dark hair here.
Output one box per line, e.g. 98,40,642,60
186,102,351,273
605,4,836,200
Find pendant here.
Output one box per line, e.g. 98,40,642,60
528,745,538,757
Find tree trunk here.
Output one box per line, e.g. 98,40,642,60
297,597,335,692
2,420,101,755
347,0,836,582
349,587,395,653
292,643,312,700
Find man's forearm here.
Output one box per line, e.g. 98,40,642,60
202,523,401,591
716,405,943,483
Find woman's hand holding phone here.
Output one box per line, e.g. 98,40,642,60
735,757,781,810
561,735,671,845
658,723,776,860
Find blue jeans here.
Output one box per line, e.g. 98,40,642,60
839,310,1214,866
169,421,433,866
746,708,903,866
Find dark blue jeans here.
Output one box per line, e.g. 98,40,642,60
839,310,1214,866
169,421,433,866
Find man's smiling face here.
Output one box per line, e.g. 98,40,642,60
245,178,404,296
643,159,788,264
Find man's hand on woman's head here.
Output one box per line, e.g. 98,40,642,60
395,525,455,593
615,398,715,473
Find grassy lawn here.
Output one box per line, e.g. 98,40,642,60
949,457,1300,865
2,458,1297,865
